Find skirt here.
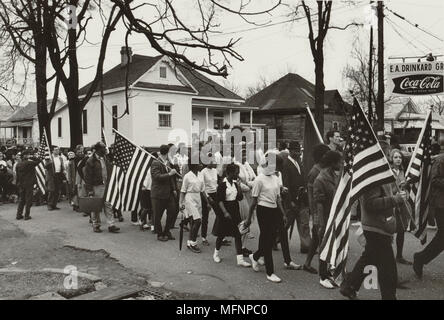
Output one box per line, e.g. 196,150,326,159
212,200,241,237
183,192,202,220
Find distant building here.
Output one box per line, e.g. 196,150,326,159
246,73,350,145
51,47,255,148
0,99,64,147
384,97,444,146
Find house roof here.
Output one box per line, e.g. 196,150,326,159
78,54,243,101
245,73,345,114
384,97,421,120
0,104,16,121
5,98,61,122
177,65,243,100
246,73,315,112
7,102,38,121
78,55,162,96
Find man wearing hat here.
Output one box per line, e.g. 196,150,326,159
15,150,40,220
282,141,311,253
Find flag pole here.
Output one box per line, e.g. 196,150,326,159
405,109,432,178
305,103,324,143
111,128,182,178
355,99,414,221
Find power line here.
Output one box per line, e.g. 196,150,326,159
386,16,435,53
386,17,427,55
385,6,444,42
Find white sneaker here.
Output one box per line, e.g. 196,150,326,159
258,257,265,266
320,278,335,289
267,274,282,283
249,254,259,271
284,261,302,270
237,255,251,268
213,250,221,263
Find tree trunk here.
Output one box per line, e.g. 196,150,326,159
34,35,51,146
314,48,325,138
66,86,83,148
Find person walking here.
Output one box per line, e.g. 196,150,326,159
340,142,407,300
84,142,120,233
200,158,218,246
389,149,411,265
413,143,444,278
246,155,286,283
212,163,251,267
151,144,178,242
179,161,209,253
15,150,39,220
313,151,342,289
282,141,311,253
303,144,331,274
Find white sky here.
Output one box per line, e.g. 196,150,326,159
3,0,444,104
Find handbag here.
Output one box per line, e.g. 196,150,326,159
78,196,104,213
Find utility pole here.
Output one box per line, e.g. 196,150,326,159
376,0,384,135
368,25,374,125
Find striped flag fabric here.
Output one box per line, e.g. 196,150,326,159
104,131,153,211
405,111,433,244
35,129,51,194
319,99,396,271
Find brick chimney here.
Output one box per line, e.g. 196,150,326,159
120,46,133,66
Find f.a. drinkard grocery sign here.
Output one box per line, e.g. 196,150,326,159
387,61,444,96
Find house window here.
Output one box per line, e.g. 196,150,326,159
112,105,118,131
82,110,88,134
160,66,167,79
158,105,172,128
213,111,224,130
58,117,62,138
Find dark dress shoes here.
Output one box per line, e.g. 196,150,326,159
108,226,120,233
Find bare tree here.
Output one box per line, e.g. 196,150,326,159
41,0,123,147
109,0,281,77
296,1,360,135
0,0,61,143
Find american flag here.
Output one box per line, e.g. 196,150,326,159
319,99,396,271
104,131,153,211
35,128,51,194
405,111,433,244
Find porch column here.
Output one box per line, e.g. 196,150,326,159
250,109,253,128
229,109,233,128
205,107,209,130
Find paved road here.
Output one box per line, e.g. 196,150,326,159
0,201,443,300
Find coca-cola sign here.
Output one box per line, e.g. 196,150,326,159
388,61,444,96
392,74,443,95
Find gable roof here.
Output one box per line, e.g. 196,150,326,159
78,54,162,96
5,98,62,122
0,104,16,121
245,73,346,113
384,97,421,120
177,65,243,100
78,54,243,101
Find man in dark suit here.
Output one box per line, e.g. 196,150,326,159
151,144,178,242
282,141,311,253
15,150,39,220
